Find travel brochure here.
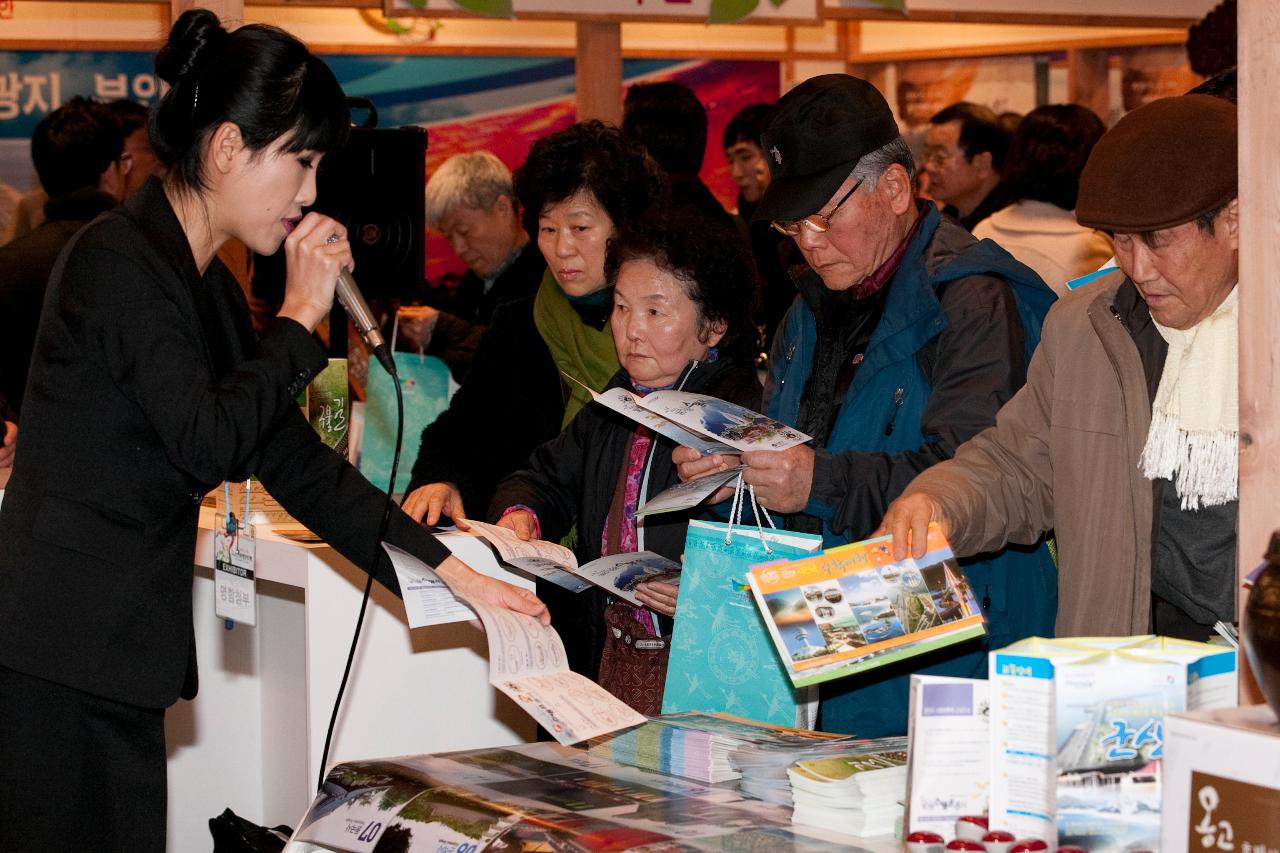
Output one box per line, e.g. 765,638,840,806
464,520,682,605
588,711,852,784
582,386,812,517
789,748,910,837
470,598,646,747
746,524,987,688
904,675,992,840
288,740,897,853
988,635,1237,853
379,543,645,746
592,387,811,454
564,372,811,458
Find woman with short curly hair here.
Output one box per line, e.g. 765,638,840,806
488,212,761,715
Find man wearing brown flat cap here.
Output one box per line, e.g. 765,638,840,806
882,93,1240,644
674,74,1059,738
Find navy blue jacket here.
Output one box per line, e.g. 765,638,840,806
767,204,1058,737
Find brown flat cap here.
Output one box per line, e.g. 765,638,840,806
1077,94,1237,232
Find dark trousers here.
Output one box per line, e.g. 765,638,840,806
1152,593,1220,643
0,665,167,853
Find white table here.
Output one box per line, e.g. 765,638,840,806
168,512,533,850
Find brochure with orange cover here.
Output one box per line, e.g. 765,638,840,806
745,524,986,688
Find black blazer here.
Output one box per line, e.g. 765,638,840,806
0,179,450,709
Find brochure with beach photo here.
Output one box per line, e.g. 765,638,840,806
465,520,680,604
745,524,986,688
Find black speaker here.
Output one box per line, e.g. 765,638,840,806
312,125,428,302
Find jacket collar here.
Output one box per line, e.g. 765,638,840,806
122,177,204,289
42,188,117,224
605,351,738,395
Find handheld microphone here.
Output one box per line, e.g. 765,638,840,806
336,267,397,378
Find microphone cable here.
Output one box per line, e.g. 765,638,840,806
317,352,404,790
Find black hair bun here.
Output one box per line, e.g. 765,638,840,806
155,8,227,85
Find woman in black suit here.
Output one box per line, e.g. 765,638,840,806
0,11,545,852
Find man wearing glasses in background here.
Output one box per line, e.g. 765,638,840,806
0,97,127,417
674,75,1059,738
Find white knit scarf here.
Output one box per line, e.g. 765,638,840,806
1140,286,1238,510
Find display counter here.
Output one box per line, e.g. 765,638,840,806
166,511,534,851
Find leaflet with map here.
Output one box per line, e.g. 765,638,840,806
746,524,986,688
466,520,680,603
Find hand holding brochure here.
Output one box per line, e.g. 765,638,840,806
746,524,986,688
470,598,646,745
380,542,645,745
467,520,680,605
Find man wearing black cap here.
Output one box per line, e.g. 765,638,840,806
676,74,1059,738
882,94,1240,644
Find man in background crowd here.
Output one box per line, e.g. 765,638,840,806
723,102,795,355
924,101,1013,230
623,80,737,232
399,151,545,382
105,98,164,198
0,97,125,415
0,389,15,468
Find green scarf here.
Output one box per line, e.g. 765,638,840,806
532,269,619,428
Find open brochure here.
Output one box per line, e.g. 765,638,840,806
465,520,680,605
380,543,645,746
564,371,809,456
746,524,986,688
594,388,810,453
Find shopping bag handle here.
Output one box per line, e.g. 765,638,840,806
724,473,777,553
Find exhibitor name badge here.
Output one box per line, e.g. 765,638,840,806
214,524,257,626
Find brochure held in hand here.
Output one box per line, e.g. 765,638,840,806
746,524,986,688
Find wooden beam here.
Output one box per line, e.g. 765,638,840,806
1237,0,1280,706
574,20,621,125
1066,47,1109,121
847,31,1186,64
821,7,1198,28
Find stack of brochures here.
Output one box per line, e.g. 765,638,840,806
788,748,909,836
588,716,740,783
747,523,987,688
589,711,850,785
731,735,907,807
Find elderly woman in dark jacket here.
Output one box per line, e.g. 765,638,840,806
490,215,759,714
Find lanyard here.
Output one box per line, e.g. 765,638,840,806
223,479,251,533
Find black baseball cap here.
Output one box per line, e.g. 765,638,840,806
754,74,901,224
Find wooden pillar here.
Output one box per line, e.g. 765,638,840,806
1066,47,1110,122
845,21,888,97
171,0,243,27
782,25,796,93
575,21,622,125
1237,0,1280,704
